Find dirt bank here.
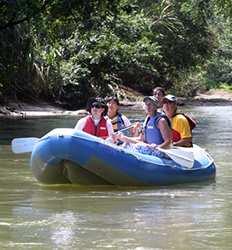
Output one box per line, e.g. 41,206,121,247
189,89,232,105
0,89,231,119
0,101,90,118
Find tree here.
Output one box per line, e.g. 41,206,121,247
0,0,220,106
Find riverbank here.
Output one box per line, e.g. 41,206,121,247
188,89,232,105
0,89,231,119
0,101,88,118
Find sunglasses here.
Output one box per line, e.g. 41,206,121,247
91,103,104,109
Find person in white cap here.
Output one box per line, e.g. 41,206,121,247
163,95,193,147
115,96,171,156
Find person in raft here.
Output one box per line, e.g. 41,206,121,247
115,96,172,157
105,96,132,136
153,86,166,112
74,97,115,140
163,95,193,147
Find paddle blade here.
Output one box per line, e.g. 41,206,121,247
159,148,194,169
11,137,39,154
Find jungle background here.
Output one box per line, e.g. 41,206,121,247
0,0,232,110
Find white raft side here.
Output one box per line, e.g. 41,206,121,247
42,128,75,138
176,144,215,170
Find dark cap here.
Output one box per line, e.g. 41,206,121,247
163,94,177,102
86,97,108,116
143,96,159,106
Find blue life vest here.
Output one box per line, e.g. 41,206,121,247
111,113,125,132
144,113,171,145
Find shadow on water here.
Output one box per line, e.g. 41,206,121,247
38,178,216,193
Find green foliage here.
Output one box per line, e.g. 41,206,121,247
171,66,206,96
59,8,162,98
214,0,232,18
0,24,34,101
218,83,232,91
203,17,232,89
0,0,228,105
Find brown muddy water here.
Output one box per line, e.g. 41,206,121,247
0,105,232,250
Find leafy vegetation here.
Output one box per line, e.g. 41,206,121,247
0,0,232,108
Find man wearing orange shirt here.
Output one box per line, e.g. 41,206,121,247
163,95,192,147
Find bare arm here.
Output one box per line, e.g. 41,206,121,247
173,137,192,147
156,118,172,148
116,132,143,144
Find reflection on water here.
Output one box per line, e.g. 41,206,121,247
0,105,232,249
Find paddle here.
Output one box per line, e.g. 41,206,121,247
11,137,40,154
115,123,140,137
117,124,134,133
158,147,194,169
11,124,136,154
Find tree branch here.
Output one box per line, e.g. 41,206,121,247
0,0,53,31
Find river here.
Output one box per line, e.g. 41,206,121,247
0,105,231,250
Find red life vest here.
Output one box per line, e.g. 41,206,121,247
83,115,109,139
172,129,181,142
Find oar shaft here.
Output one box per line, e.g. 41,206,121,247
118,124,134,133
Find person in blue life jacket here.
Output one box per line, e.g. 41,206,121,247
115,96,172,156
105,96,131,132
105,96,141,138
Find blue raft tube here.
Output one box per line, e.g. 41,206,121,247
30,128,216,186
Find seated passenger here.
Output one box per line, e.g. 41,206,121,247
116,96,171,156
105,96,131,132
75,97,114,140
153,86,166,112
163,95,193,147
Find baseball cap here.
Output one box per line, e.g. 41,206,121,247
143,96,159,106
163,94,177,102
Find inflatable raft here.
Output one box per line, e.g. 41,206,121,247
22,128,216,186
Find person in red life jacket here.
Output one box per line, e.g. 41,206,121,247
153,86,166,112
115,96,172,156
74,97,115,140
163,95,193,147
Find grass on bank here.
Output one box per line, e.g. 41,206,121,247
216,83,232,92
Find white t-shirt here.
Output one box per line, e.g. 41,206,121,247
75,116,114,136
120,114,131,127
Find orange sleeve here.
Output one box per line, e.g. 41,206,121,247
172,115,192,139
